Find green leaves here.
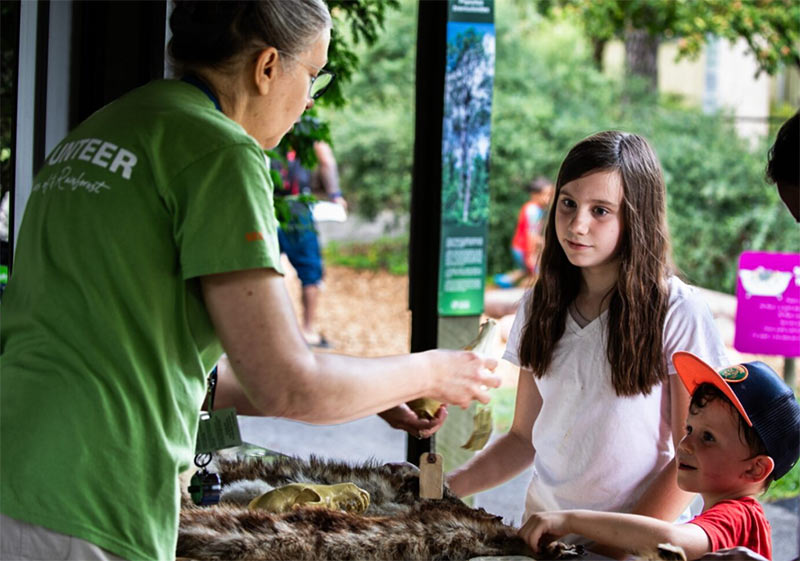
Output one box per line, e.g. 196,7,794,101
320,0,417,220
318,0,401,109
534,0,800,76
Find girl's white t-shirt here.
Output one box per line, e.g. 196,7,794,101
503,276,729,520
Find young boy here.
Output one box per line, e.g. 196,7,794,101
493,176,553,288
519,351,800,560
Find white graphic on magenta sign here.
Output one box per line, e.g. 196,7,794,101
738,266,793,299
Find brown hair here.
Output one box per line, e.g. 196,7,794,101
519,131,673,396
527,176,553,193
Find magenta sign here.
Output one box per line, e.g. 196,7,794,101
734,251,800,357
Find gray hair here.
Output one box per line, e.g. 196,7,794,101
169,0,331,75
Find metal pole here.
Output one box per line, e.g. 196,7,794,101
407,0,448,465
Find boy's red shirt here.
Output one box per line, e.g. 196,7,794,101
511,201,545,255
688,496,771,559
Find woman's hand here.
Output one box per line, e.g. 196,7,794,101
425,350,500,408
518,511,569,553
378,404,448,438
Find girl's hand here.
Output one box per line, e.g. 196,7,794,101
698,548,768,561
425,350,500,408
378,403,448,438
518,511,569,553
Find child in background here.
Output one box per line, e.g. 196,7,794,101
520,352,800,559
447,131,729,545
494,177,554,288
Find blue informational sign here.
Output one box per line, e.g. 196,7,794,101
438,0,495,316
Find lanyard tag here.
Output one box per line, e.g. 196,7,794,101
419,452,444,499
195,407,242,454
189,469,222,506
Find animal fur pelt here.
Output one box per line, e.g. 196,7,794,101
178,455,584,561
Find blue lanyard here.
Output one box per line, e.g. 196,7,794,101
181,75,222,112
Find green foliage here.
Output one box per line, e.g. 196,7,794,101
327,1,798,295
490,386,518,434
275,114,332,170
0,1,19,199
673,0,800,76
536,0,679,42
324,236,409,276
319,0,401,109
320,0,418,219
534,0,800,76
647,110,797,293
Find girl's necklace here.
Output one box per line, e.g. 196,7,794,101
572,301,592,325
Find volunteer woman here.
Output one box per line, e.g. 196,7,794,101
0,1,499,559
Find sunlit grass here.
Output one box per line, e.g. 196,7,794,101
324,236,409,275
490,386,517,434
764,454,800,503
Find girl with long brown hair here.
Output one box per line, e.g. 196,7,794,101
448,131,728,544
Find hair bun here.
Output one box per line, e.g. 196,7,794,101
169,1,248,67
168,0,331,76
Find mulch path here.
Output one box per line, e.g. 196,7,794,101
285,263,412,357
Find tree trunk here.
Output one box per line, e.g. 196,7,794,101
624,27,659,92
462,162,471,223
591,37,607,71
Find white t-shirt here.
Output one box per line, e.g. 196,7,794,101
503,276,729,520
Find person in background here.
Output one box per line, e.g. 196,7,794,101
766,110,799,222
273,140,344,348
520,352,799,559
0,2,499,560
494,176,554,288
447,131,729,557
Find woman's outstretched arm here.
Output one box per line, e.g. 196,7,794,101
202,268,500,424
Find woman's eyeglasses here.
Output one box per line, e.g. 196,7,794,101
308,70,334,100
278,51,335,101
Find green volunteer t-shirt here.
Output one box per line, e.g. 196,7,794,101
0,80,283,560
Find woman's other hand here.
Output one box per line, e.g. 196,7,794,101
378,403,448,438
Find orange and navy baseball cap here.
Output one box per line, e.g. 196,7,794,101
673,351,800,480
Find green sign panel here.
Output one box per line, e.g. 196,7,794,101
438,0,495,316
449,0,494,23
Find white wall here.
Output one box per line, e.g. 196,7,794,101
709,38,770,140
604,36,773,144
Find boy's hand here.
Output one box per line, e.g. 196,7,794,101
518,511,569,553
